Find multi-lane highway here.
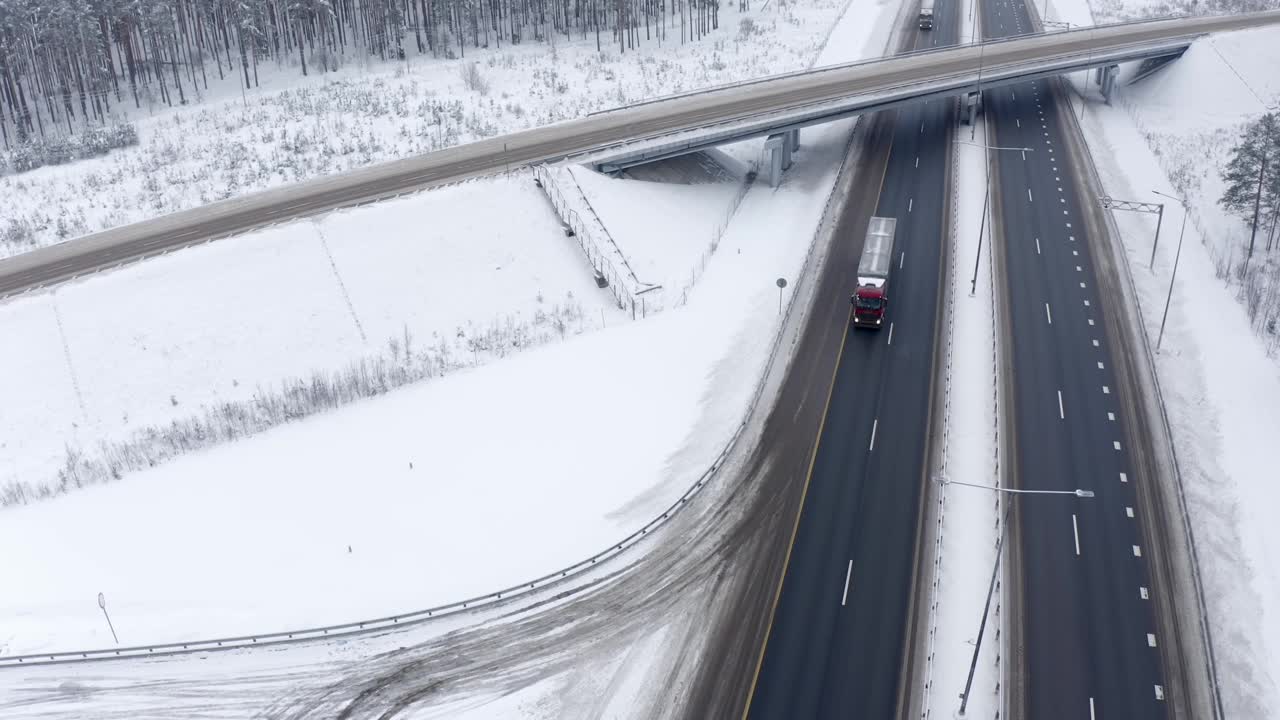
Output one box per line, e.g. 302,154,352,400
740,4,959,718
984,0,1170,717
4,12,1277,300
0,4,1257,718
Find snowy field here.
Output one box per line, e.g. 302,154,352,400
0,172,629,496
1086,0,1280,24
0,157,770,654
0,0,895,663
0,0,849,258
1046,0,1280,711
0,130,861,657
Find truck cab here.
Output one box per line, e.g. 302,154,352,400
919,0,935,29
853,284,888,326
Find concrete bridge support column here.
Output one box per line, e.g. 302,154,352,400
1100,64,1120,104
964,91,981,125
787,128,801,154
765,134,786,187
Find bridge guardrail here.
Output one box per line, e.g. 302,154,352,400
583,14,1197,120
570,32,1205,173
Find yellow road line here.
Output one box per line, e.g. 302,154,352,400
739,308,853,720
739,118,896,717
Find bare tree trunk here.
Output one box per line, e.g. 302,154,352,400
1248,145,1268,267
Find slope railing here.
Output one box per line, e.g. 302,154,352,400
531,163,651,316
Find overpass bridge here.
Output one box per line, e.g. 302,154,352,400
579,14,1271,175
2,10,1278,298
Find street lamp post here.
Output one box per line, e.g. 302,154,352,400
957,141,1034,296
1153,189,1189,351
944,477,1096,716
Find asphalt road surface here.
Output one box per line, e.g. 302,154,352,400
740,5,959,718
984,0,1169,717
3,12,1276,300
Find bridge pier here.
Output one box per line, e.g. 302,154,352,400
963,90,982,126
765,134,786,186
1099,64,1119,104
763,129,802,187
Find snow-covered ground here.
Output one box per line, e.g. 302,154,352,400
0,0,849,258
0,172,627,497
1042,0,1280,712
0,159,765,654
0,0,898,668
920,121,1005,720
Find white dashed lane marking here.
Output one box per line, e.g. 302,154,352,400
1072,514,1081,556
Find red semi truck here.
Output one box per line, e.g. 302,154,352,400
851,216,897,328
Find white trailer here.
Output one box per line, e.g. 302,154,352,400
852,216,897,328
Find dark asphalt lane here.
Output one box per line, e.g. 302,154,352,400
984,0,1168,717
743,4,958,718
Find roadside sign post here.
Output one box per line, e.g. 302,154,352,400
98,592,119,644
776,277,787,315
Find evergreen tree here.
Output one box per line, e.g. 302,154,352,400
0,0,728,151
1220,111,1280,260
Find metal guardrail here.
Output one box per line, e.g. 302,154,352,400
531,164,642,314
560,168,656,293
0,112,866,673
583,14,1189,119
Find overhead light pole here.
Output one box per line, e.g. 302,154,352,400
957,140,1034,296
1152,189,1189,351
942,477,1096,716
